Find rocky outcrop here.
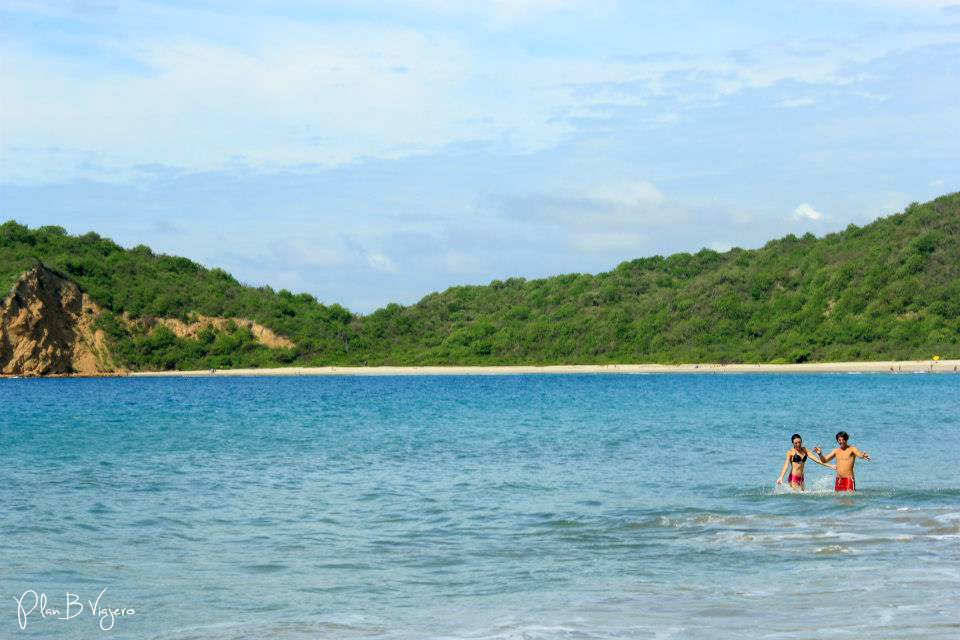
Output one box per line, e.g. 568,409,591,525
0,265,116,376
149,314,294,349
0,265,297,375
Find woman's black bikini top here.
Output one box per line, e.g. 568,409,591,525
791,451,808,463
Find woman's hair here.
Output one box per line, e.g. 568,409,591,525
791,433,802,443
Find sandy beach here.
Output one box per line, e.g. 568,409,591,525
129,360,960,377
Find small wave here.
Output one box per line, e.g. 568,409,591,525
643,510,775,531
545,519,583,528
693,513,751,526
88,501,113,514
239,562,289,574
814,544,854,555
474,622,589,640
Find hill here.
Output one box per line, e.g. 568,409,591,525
2,192,958,372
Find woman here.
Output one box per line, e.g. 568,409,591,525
776,433,834,491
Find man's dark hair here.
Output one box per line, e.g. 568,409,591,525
791,433,802,442
835,431,849,441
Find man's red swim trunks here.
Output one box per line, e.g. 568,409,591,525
835,477,855,492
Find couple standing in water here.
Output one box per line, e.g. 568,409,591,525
776,431,871,492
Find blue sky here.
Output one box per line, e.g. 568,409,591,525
2,1,958,312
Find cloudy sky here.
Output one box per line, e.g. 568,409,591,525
2,1,958,312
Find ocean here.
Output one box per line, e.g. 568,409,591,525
1,374,958,639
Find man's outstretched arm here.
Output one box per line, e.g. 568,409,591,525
814,447,837,463
851,447,871,460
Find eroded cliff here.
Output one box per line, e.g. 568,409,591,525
0,265,116,375
0,265,298,375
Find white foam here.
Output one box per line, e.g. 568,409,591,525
814,544,854,554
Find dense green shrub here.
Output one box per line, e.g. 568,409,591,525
2,192,959,369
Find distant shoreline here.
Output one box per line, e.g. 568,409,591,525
122,360,960,377
4,360,957,379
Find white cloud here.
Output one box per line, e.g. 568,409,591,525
269,238,350,269
340,0,619,27
588,181,664,207
443,250,483,272
818,0,958,7
572,231,646,252
780,97,817,108
0,28,580,182
5,0,957,186
486,0,619,25
496,179,668,234
793,203,824,220
366,251,399,273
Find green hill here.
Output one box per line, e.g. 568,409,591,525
2,192,958,370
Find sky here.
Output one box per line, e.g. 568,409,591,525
1,1,958,312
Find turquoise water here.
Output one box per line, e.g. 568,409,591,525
1,374,958,639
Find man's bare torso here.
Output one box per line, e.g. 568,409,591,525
832,446,860,478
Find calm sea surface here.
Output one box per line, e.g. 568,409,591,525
1,374,958,639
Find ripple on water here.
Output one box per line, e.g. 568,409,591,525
240,562,290,574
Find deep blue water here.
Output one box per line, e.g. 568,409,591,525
1,374,958,639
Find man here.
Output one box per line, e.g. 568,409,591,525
814,431,870,491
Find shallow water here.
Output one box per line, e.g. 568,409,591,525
1,374,958,639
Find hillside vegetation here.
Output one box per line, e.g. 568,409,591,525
2,192,958,370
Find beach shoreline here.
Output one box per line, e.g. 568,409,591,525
122,360,960,377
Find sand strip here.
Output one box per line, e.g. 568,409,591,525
129,360,960,377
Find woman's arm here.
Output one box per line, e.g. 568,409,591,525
776,453,791,484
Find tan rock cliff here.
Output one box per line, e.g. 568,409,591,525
149,315,294,349
0,265,116,375
0,266,296,376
